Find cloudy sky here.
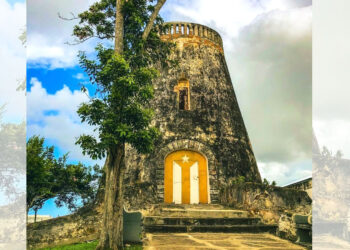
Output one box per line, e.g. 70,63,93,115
24,0,312,215
0,0,25,123
313,0,350,159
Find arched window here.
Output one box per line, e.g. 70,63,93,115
174,74,190,110
179,88,189,110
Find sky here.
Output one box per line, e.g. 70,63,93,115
23,0,312,217
313,1,350,159
0,0,25,123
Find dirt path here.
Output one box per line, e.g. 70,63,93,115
144,233,306,250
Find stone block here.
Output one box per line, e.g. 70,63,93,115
183,139,190,149
193,141,200,150
188,140,195,149
173,140,178,150
178,140,185,148
210,189,219,195
167,143,174,151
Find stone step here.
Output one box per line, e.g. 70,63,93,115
144,216,261,226
151,208,249,218
144,224,277,234
156,203,227,209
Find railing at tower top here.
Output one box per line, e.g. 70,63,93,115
159,22,223,48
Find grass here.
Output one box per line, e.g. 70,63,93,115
38,241,142,250
39,241,98,250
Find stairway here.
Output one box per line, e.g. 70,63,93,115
143,204,277,234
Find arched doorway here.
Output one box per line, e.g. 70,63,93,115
164,150,209,204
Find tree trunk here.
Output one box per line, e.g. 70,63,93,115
96,1,126,249
96,144,125,250
142,0,167,40
114,0,124,55
34,208,37,223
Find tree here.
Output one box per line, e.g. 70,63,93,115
262,178,270,187
72,0,172,248
0,121,25,202
27,136,101,222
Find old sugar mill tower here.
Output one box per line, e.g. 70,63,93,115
124,22,262,207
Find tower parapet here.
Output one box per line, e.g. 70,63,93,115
160,22,223,52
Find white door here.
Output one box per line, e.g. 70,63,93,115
190,162,199,204
173,161,182,204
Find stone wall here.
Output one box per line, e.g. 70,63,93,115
219,182,312,224
284,177,312,198
124,22,262,208
27,206,101,249
219,182,312,243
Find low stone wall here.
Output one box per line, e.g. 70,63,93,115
219,182,312,243
27,206,101,249
219,182,311,223
278,212,297,242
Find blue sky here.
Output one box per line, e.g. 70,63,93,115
27,67,86,94
26,0,312,217
7,0,24,5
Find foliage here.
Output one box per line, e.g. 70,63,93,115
0,122,26,246
312,144,349,221
27,136,102,212
230,176,246,185
74,0,174,160
315,146,343,169
72,0,175,68
76,47,160,158
0,121,25,201
262,178,277,187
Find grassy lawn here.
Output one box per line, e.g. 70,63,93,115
38,241,142,250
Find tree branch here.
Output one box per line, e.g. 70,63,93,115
142,0,166,41
58,12,78,21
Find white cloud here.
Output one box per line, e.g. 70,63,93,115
161,0,311,50
314,120,350,159
231,6,312,162
27,77,102,164
27,0,99,68
27,0,311,68
259,160,311,186
27,78,87,122
313,0,350,160
0,0,26,122
73,73,86,80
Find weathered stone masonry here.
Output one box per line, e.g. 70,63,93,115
124,22,262,208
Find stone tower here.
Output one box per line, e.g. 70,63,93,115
124,22,261,208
